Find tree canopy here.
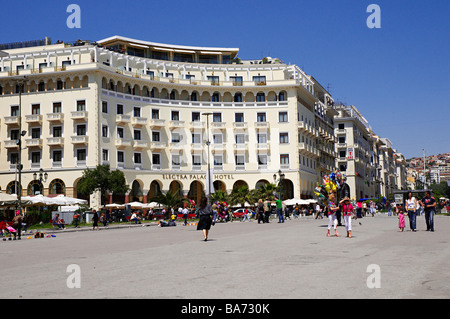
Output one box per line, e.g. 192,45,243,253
76,164,129,204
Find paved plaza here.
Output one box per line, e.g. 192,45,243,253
1,214,449,299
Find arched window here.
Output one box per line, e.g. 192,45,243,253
256,92,265,102
38,82,45,92
48,179,66,195
27,180,43,195
6,181,21,195
212,92,220,102
149,180,161,198
234,93,243,102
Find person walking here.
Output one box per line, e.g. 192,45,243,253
370,201,376,217
405,191,417,232
326,193,340,237
197,197,213,241
356,200,363,218
387,200,392,216
182,203,189,226
92,209,99,231
420,191,436,232
257,199,265,224
340,197,354,238
211,202,218,225
263,198,271,223
12,211,23,240
315,203,323,219
275,197,284,223
72,211,80,228
100,212,108,227
398,205,405,232
242,208,251,222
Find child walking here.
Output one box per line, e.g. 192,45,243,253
326,193,340,237
398,205,405,232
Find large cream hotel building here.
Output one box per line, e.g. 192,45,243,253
0,36,337,208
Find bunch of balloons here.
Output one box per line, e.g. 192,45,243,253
213,201,228,208
314,171,347,203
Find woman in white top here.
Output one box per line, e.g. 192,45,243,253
405,192,417,232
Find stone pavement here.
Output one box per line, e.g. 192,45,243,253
0,214,449,299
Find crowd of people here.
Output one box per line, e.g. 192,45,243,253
313,190,440,237
2,190,444,242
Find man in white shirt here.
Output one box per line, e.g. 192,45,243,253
315,204,323,219
182,204,189,226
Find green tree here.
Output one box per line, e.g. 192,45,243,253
256,183,279,201
76,164,129,205
210,190,229,204
229,185,251,208
430,181,450,199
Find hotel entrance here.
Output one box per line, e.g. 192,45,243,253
188,180,205,206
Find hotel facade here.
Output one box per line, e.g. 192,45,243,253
0,36,338,209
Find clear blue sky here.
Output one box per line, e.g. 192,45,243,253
1,0,449,159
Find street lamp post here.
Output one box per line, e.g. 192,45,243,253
273,169,285,200
16,77,27,214
202,112,213,204
33,168,48,185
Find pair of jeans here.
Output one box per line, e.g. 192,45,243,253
276,208,284,223
407,211,416,230
425,210,435,231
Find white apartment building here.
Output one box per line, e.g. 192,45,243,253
334,105,406,200
0,36,337,208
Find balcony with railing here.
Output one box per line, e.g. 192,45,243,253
189,121,205,131
254,122,270,130
115,138,132,148
47,113,64,122
149,141,167,150
233,122,248,130
133,139,149,150
298,142,320,157
4,116,19,126
149,119,166,128
47,137,65,146
25,114,42,124
71,135,89,144
4,140,19,149
169,120,185,130
256,143,270,152
116,114,131,125
71,111,88,121
25,138,43,148
131,116,147,127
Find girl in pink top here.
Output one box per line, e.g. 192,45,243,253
398,205,405,232
340,197,354,238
